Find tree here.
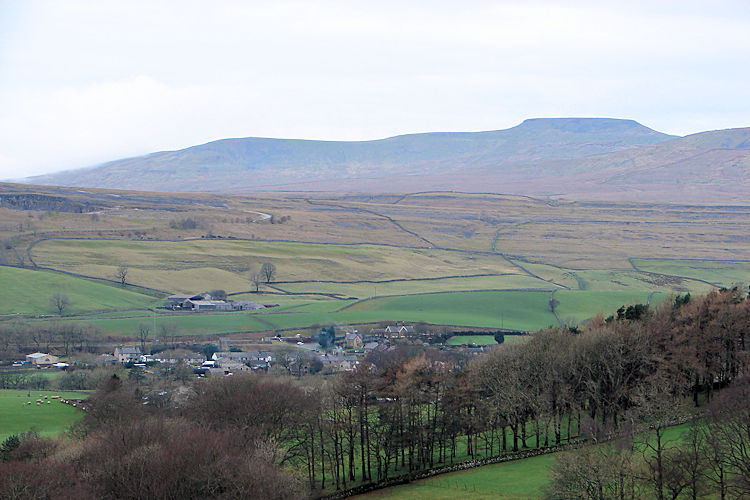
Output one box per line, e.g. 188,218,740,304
208,289,227,300
250,272,262,292
50,292,70,315
158,322,178,349
201,343,219,360
260,262,276,283
318,326,336,349
137,322,151,354
115,265,128,287
493,332,505,344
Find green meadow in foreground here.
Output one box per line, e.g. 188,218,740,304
355,454,555,500
0,389,89,441
356,424,690,500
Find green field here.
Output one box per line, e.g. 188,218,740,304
515,260,716,294
356,454,555,500
446,335,498,345
632,258,750,288
342,291,558,332
24,287,673,337
0,389,88,441
446,335,530,346
0,266,159,315
553,289,668,325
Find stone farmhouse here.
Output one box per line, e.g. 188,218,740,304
114,346,142,364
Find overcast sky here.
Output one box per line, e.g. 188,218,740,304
1,0,749,179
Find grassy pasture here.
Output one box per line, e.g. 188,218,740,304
342,291,558,332
553,290,668,325
0,389,89,441
30,239,518,294
632,258,750,288
274,274,557,299
514,261,716,294
355,454,555,500
0,266,159,315
446,335,531,346
446,335,498,345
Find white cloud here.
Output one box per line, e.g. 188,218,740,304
1,0,749,179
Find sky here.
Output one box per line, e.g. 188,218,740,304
1,0,749,180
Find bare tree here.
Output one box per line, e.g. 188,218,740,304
250,272,263,292
50,292,70,315
116,265,128,287
158,322,178,349
137,322,151,354
260,262,276,283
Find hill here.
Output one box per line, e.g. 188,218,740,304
24,118,674,194
257,127,750,204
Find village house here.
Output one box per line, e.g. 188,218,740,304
344,332,364,349
370,324,416,338
114,346,142,364
385,325,415,337
319,353,359,372
25,352,59,366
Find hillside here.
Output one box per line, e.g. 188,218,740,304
24,118,674,193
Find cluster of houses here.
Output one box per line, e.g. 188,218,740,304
163,293,265,312
205,350,275,373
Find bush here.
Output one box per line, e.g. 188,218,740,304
169,218,198,230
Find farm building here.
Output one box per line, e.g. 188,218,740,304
183,299,233,312
25,352,59,366
232,301,265,310
164,294,206,309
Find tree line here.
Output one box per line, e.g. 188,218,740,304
0,288,748,498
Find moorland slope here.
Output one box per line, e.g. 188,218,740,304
24,118,674,193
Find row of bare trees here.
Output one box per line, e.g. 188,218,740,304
550,376,750,499
0,321,101,356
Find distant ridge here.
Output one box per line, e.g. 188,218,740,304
24,118,674,193
19,118,750,204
